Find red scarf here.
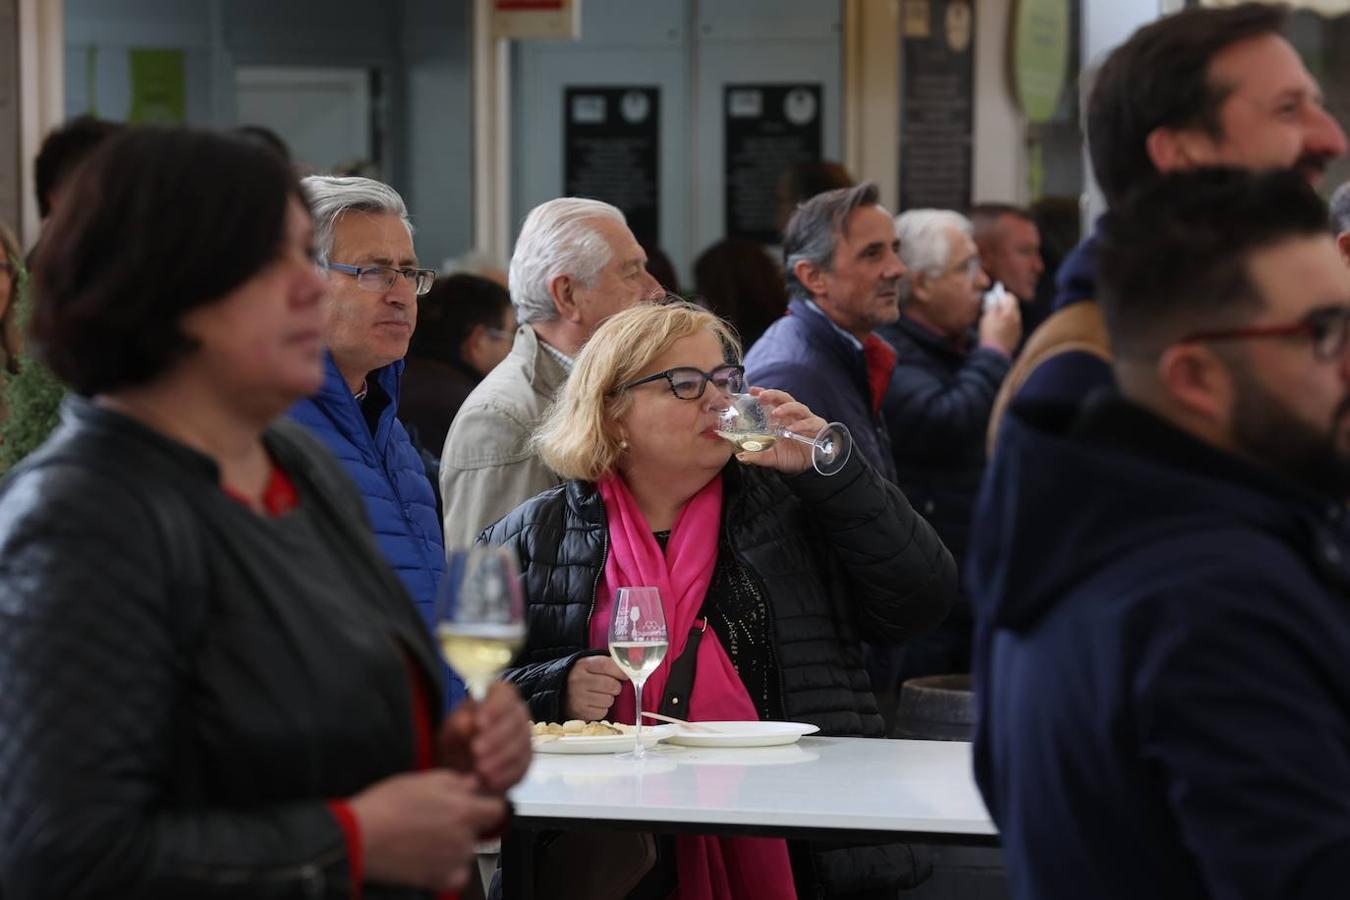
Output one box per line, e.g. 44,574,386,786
589,472,797,900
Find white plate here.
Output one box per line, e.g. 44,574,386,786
533,724,677,754
665,720,820,748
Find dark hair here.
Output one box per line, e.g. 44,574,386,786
1086,3,1288,208
694,237,787,348
410,273,512,365
775,160,856,232
783,181,882,299
1098,167,1330,357
33,116,124,219
234,124,293,163
30,127,306,395
969,203,1034,228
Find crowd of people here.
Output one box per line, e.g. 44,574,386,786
1,2,1350,898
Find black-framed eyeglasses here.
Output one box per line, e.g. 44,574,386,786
326,262,436,296
615,364,746,400
1178,306,1350,361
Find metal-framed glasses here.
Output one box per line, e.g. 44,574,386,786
615,364,746,400
326,262,436,296
1178,306,1350,361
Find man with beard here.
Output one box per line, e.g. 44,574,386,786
986,2,1347,452
968,167,1350,900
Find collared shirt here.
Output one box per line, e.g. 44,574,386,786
538,338,575,374
804,298,863,351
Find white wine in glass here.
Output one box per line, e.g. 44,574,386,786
608,586,668,758
435,545,527,701
716,391,853,475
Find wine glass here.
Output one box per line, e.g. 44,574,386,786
435,545,527,702
716,391,853,475
608,586,668,759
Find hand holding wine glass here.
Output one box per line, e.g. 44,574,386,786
608,586,668,759
718,386,852,476
435,545,527,702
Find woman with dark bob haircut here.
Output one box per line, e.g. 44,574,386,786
0,127,531,899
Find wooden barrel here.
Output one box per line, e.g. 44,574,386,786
893,674,975,742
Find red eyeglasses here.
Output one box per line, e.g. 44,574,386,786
1178,306,1350,361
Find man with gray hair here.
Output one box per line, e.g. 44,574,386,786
440,197,661,547
1332,178,1350,265
878,208,1021,680
744,182,906,482
288,175,466,707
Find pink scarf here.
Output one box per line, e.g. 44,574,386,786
589,472,798,900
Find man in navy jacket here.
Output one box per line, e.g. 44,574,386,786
969,168,1350,899
745,182,905,483
290,175,466,707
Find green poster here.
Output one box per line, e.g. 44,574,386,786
128,48,185,124
1012,0,1070,124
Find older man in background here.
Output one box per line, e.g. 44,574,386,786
880,209,1020,681
440,198,662,548
288,175,466,707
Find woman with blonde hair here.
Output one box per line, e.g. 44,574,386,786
482,300,957,899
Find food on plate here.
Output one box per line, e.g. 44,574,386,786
531,720,628,737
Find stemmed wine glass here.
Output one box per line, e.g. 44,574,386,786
435,545,527,702
608,586,668,759
716,391,853,475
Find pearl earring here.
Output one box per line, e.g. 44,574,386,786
619,438,630,450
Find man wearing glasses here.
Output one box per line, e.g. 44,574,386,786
877,208,1021,683
289,175,466,708
970,168,1350,900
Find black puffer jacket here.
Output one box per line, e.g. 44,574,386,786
0,398,445,900
481,452,957,895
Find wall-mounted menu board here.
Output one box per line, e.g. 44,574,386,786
564,86,660,244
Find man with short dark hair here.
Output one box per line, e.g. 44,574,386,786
34,116,123,223
971,167,1350,899
970,203,1046,335
986,2,1347,450
745,182,906,481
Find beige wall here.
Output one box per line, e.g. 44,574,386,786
17,0,64,249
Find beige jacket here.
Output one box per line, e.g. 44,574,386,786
439,325,568,549
985,300,1111,455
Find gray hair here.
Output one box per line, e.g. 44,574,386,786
894,209,973,302
783,182,884,300
508,198,627,325
302,175,414,266
1331,180,1350,236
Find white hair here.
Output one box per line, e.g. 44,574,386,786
302,175,414,266
895,209,973,302
507,198,626,325
1331,180,1350,236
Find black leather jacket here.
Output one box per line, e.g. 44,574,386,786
482,453,957,895
0,398,444,899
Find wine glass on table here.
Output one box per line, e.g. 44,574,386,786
435,545,527,702
608,586,668,759
716,390,853,475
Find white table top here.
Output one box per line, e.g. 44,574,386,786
508,736,997,839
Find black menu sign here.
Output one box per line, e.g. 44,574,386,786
899,0,974,211
563,86,660,244
724,83,823,243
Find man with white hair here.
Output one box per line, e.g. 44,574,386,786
878,208,1020,679
1331,178,1350,265
288,175,466,707
440,198,661,548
